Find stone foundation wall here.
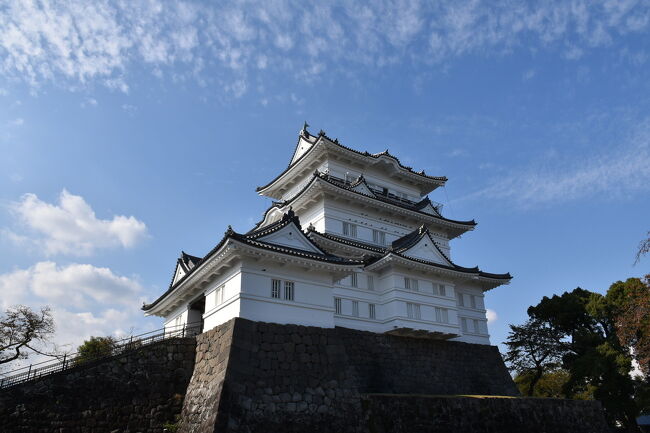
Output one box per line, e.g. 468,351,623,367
178,318,526,433
0,337,196,433
363,394,610,433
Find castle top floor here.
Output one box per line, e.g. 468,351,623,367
257,124,447,202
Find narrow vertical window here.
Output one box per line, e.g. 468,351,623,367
441,308,449,323
372,230,386,245
352,301,359,317
406,303,420,319
367,275,374,290
470,295,477,309
271,279,281,299
284,281,294,301
404,278,418,291
437,284,446,297
369,303,376,319
350,273,358,288
435,307,441,322
457,292,465,307
219,285,225,304
473,319,480,333
334,297,342,314
343,222,358,237
461,317,468,333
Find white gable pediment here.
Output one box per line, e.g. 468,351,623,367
400,236,450,265
419,203,439,216
257,223,323,254
172,263,186,286
290,136,315,165
350,181,375,196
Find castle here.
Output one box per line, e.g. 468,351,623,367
143,124,511,344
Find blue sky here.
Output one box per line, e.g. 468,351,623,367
1,0,649,355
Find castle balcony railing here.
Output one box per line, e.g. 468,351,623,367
0,322,202,390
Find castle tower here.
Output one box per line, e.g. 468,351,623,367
143,125,511,344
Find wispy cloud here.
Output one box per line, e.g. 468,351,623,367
5,189,148,256
464,118,650,208
0,1,648,96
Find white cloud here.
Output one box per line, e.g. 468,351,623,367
0,1,648,94
465,118,650,208
0,261,148,355
7,189,148,256
486,309,498,324
8,117,23,126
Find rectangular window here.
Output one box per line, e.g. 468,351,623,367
470,295,477,309
434,307,449,323
406,302,421,320
271,279,281,299
367,275,374,290
372,229,386,245
215,285,225,305
284,281,294,301
350,273,358,288
342,222,357,237
457,292,465,307
352,301,359,317
437,284,446,297
404,277,418,291
369,303,376,319
334,297,342,314
473,319,480,333
461,317,468,333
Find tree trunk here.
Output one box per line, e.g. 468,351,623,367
527,367,544,396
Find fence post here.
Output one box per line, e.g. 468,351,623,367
27,364,32,380
62,353,67,371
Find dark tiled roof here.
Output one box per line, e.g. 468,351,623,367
257,126,447,193
253,171,475,232
309,225,511,281
143,212,361,312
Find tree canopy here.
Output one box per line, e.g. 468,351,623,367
505,281,650,430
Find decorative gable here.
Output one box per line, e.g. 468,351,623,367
256,223,324,254
350,180,375,196
172,263,186,286
400,235,451,265
418,202,440,216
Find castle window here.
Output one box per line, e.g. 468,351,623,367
215,285,225,305
271,279,281,299
434,307,449,323
404,277,418,291
461,317,468,333
470,295,477,309
334,297,342,314
436,284,446,297
352,301,359,317
473,319,480,333
406,302,421,320
350,273,358,288
372,229,386,245
369,303,376,319
367,275,374,290
457,292,465,307
343,222,357,237
284,281,295,301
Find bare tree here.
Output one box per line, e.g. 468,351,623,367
636,231,650,265
0,305,55,366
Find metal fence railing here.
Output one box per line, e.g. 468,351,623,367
0,322,202,390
